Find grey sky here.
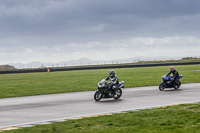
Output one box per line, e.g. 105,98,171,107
1,0,200,64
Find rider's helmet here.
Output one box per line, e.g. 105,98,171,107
109,70,115,78
170,66,175,71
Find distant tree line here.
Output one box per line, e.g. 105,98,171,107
182,57,200,59
0,65,16,71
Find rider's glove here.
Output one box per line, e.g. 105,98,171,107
108,82,112,85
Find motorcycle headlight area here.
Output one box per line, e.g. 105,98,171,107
98,83,105,88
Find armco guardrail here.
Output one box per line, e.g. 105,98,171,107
0,68,53,74
1,61,200,74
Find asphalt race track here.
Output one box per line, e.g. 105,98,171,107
0,83,200,130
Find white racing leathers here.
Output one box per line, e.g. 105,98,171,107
105,75,119,90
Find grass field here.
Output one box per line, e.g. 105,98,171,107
0,64,200,98
3,103,200,133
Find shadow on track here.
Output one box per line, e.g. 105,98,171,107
162,89,183,92
94,99,123,103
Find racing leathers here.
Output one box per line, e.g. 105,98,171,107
167,69,179,85
105,75,119,92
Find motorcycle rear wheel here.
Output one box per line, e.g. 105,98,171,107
174,81,181,89
159,83,165,91
94,91,103,101
114,88,122,99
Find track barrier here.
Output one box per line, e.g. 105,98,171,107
0,61,200,74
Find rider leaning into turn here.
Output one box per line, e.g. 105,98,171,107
105,70,119,92
167,66,179,86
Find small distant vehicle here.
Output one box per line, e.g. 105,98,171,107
159,75,183,91
94,79,125,101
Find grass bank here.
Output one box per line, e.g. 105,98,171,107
0,64,199,98
3,103,200,133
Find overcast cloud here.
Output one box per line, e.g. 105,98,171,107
0,0,200,64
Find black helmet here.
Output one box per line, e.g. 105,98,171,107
109,70,115,77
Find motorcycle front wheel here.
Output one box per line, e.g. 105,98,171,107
94,91,103,101
114,88,122,99
159,83,165,91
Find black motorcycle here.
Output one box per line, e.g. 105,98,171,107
94,79,124,101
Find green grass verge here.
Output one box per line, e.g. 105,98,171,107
3,103,200,133
0,64,200,98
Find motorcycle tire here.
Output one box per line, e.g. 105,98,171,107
114,88,122,99
159,83,165,91
94,91,103,101
174,81,181,90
